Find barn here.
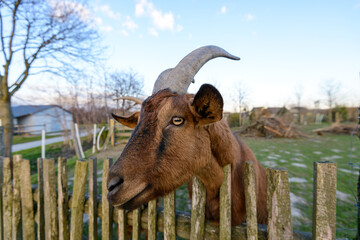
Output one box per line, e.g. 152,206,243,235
12,105,73,134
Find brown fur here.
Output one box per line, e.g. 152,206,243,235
107,85,267,225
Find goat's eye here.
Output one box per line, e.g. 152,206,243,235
171,116,184,126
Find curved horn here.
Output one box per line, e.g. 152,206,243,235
152,45,240,95
116,96,143,105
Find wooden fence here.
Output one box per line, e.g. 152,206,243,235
0,155,337,240
110,119,133,147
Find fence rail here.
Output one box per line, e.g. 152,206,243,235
0,155,336,239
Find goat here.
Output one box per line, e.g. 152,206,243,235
107,46,267,225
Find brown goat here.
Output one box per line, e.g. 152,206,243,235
107,46,268,225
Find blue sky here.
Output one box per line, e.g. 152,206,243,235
16,0,360,110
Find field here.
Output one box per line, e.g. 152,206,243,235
242,124,359,238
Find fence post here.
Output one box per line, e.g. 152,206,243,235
313,161,337,239
41,129,46,159
117,208,127,240
132,208,141,240
147,199,157,240
266,167,293,240
190,176,206,240
74,123,85,158
58,157,69,240
0,126,4,157
0,156,3,240
244,161,258,240
37,158,45,240
220,164,231,240
20,159,35,240
110,119,115,147
88,158,98,240
92,124,97,154
12,155,22,240
70,159,88,240
43,158,58,240
70,124,81,159
164,192,176,240
2,157,12,240
102,158,113,240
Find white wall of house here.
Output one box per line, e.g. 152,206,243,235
16,107,73,134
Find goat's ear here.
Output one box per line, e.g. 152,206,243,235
190,84,223,126
111,112,140,129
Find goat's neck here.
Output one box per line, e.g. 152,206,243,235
198,120,239,193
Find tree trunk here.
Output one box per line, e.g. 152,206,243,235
0,94,13,157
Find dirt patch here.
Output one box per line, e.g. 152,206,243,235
88,143,126,160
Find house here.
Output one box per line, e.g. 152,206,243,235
12,105,73,134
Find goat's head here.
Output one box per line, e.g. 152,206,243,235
107,45,239,210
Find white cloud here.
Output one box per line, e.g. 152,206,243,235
100,25,113,32
135,0,176,31
123,16,138,30
245,14,255,21
148,28,158,37
221,6,227,14
99,5,121,20
176,24,183,32
121,30,129,36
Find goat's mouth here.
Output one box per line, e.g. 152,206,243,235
107,183,152,211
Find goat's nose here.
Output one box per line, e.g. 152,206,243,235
107,176,124,192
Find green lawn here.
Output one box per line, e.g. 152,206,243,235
13,133,62,144
241,124,359,238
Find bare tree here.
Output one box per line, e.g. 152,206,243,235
0,0,101,156
232,83,248,127
108,69,144,115
320,80,341,123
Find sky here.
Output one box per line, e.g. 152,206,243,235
15,0,360,111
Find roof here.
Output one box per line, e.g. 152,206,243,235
12,105,70,118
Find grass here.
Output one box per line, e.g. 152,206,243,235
13,133,61,144
241,123,359,238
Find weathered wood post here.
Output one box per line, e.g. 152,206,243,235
43,158,58,240
20,159,35,240
58,157,69,240
220,164,231,240
244,161,258,240
37,158,45,240
190,176,206,240
312,161,337,240
102,158,113,240
12,155,22,240
0,156,3,240
132,208,141,240
2,157,12,240
70,159,88,240
164,192,176,240
147,199,157,240
88,158,98,240
117,208,127,240
266,167,293,240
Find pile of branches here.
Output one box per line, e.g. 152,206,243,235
237,117,306,138
312,124,357,135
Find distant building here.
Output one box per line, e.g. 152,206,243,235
12,105,73,134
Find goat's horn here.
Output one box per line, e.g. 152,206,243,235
152,45,240,95
116,96,143,105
